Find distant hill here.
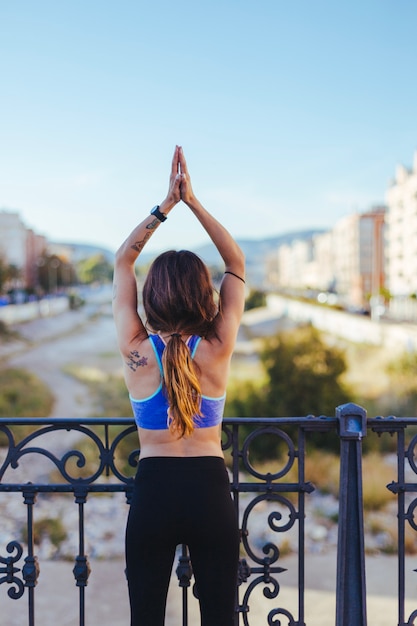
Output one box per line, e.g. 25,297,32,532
51,242,115,264
136,229,325,286
57,229,324,286
194,229,324,265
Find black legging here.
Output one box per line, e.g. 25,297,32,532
125,456,239,626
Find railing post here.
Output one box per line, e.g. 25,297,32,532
335,402,367,626
22,485,40,626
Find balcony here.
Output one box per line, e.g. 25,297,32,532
0,406,416,626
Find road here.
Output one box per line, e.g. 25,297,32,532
0,290,121,419
0,290,122,483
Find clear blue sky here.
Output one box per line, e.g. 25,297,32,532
1,0,417,253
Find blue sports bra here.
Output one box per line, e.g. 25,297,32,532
130,334,226,430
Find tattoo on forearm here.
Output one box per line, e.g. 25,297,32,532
131,230,153,253
146,218,159,230
126,350,148,372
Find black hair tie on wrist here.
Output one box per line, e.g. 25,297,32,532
224,271,246,284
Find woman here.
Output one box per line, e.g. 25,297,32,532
112,145,246,625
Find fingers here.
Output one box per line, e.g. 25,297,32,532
174,173,182,189
171,145,180,176
178,146,189,176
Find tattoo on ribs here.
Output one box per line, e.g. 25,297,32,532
126,351,148,372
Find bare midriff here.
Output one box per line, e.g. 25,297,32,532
137,424,224,459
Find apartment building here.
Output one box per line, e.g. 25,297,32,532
0,210,27,269
0,210,47,289
25,228,47,289
276,239,314,289
268,207,385,310
270,232,334,293
385,152,417,297
332,208,385,308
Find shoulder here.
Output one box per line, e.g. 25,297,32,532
194,333,234,363
121,334,163,398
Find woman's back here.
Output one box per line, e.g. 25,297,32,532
112,145,245,457
124,332,234,458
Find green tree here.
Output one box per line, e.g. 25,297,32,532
228,325,349,419
226,325,351,457
245,289,267,311
77,254,113,284
260,325,349,417
0,257,7,292
36,253,76,293
386,351,417,415
0,258,21,293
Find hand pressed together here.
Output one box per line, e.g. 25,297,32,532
178,146,196,206
163,145,197,209
164,145,182,205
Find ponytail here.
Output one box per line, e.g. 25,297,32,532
162,334,202,437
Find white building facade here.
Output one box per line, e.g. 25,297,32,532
267,207,385,311
385,152,417,297
0,210,48,290
0,210,28,269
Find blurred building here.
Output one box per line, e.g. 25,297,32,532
0,210,46,290
332,207,385,308
267,207,385,311
0,210,27,270
270,232,335,293
385,152,417,297
25,229,47,289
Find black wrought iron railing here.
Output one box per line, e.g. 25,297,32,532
0,405,416,625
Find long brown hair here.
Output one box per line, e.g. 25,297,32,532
142,250,218,437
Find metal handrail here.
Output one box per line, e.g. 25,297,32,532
0,408,416,625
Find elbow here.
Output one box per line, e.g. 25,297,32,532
238,246,245,266
114,242,131,268
233,246,246,274
114,243,126,263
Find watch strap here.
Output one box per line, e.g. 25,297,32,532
150,205,167,222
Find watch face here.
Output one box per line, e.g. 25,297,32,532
151,206,166,221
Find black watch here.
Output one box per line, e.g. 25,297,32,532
150,205,167,222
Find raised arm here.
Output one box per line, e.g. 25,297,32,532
112,146,182,352
178,147,246,349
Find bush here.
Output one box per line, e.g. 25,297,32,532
226,325,351,457
362,453,395,511
245,289,267,311
0,368,54,446
385,351,417,415
22,516,67,548
0,368,54,417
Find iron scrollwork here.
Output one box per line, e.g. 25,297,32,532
227,424,304,625
0,541,25,599
0,420,138,485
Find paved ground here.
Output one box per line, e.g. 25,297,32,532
0,293,119,419
1,552,416,625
